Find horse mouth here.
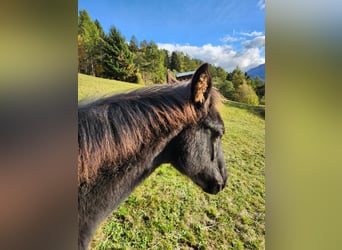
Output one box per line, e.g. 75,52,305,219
198,176,227,195
203,182,225,194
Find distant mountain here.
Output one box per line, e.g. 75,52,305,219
247,64,265,81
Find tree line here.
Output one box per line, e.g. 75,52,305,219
78,10,265,105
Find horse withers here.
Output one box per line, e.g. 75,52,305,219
78,63,228,249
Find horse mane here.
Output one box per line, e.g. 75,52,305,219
78,83,222,184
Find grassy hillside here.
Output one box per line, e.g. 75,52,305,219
78,74,265,250
78,73,141,101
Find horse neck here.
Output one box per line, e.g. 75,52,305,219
117,123,184,191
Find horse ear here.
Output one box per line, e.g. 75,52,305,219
190,63,212,108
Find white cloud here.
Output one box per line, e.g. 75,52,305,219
157,42,264,72
243,36,265,49
257,0,265,10
220,35,242,43
232,48,265,70
240,31,263,37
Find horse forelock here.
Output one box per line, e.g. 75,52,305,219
78,83,224,184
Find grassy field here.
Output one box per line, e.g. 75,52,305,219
78,74,265,250
78,73,141,101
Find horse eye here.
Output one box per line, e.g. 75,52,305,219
210,131,220,161
210,141,215,161
211,130,221,140
210,137,218,161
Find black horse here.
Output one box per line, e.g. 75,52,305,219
78,63,228,249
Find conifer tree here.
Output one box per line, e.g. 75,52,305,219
254,76,265,100
170,51,181,72
78,34,87,73
93,19,106,77
103,27,137,82
129,35,139,53
78,10,101,76
229,66,247,89
160,49,170,69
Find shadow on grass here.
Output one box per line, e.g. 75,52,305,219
224,100,265,119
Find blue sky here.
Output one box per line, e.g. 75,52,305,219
78,0,265,72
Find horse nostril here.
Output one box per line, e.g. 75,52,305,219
223,177,227,187
218,178,227,192
217,181,224,192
